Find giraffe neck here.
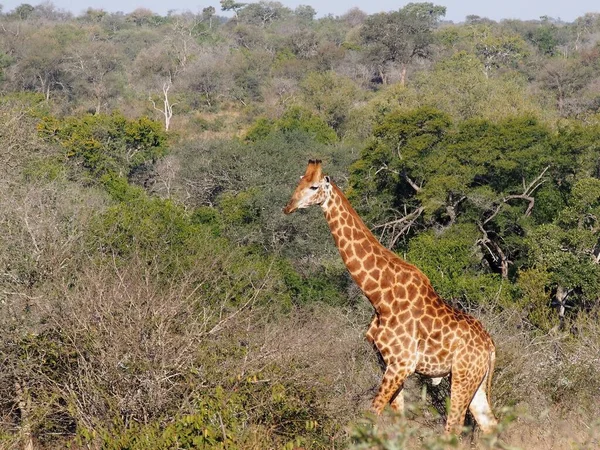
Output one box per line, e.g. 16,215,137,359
322,183,406,310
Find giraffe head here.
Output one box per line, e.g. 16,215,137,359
283,159,332,214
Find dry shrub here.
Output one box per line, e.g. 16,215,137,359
475,306,600,449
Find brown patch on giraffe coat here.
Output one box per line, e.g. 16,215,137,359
364,255,375,271
354,244,366,259
399,271,411,284
383,289,394,304
420,315,433,331
407,284,417,298
368,290,382,304
364,278,378,293
346,258,360,273
361,240,373,254
394,285,407,299
381,274,392,290
354,270,367,285
378,304,391,317
343,249,356,262
383,267,394,281
430,330,442,342
424,304,438,318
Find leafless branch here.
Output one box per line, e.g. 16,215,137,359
374,206,424,248
476,222,510,278
484,165,550,225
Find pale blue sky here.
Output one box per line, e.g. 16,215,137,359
1,0,598,23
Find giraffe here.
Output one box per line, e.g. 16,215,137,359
283,160,497,434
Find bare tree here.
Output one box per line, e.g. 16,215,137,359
149,76,177,131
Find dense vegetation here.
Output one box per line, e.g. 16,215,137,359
1,1,599,448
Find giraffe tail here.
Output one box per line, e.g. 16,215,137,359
486,347,495,407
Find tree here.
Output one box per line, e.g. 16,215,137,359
150,77,177,131
525,177,600,324
181,46,231,108
360,2,446,85
12,3,34,20
295,5,316,23
126,8,156,26
299,71,361,132
538,58,594,116
82,8,107,23
12,25,81,101
202,6,216,29
472,25,527,78
238,1,290,27
65,40,123,113
220,0,247,20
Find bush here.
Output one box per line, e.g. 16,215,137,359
37,113,167,179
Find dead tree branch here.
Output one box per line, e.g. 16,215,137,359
374,206,424,249
484,165,550,225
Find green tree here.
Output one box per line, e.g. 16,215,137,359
238,1,290,27
245,106,337,144
294,4,316,22
299,71,362,132
13,3,34,20
472,25,528,78
525,177,600,325
220,0,247,20
38,113,167,181
360,2,446,85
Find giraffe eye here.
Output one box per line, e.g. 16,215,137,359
309,186,319,190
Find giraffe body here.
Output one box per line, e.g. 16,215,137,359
284,160,497,434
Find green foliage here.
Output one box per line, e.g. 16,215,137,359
88,192,222,277
277,259,348,306
22,157,66,183
361,3,446,79
348,106,452,224
299,71,362,132
96,387,245,449
38,113,167,180
407,223,505,306
350,105,600,321
245,106,337,144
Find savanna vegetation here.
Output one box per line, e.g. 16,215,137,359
0,1,599,448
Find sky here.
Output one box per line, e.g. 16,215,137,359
1,0,598,23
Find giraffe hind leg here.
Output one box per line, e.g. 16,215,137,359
445,370,483,434
389,385,404,414
468,377,497,433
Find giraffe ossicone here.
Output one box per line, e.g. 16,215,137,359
284,159,498,434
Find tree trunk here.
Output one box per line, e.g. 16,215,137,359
399,65,407,86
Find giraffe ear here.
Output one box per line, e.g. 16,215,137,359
324,176,331,184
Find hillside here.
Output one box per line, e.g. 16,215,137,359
0,2,599,448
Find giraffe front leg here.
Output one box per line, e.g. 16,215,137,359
372,364,412,414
